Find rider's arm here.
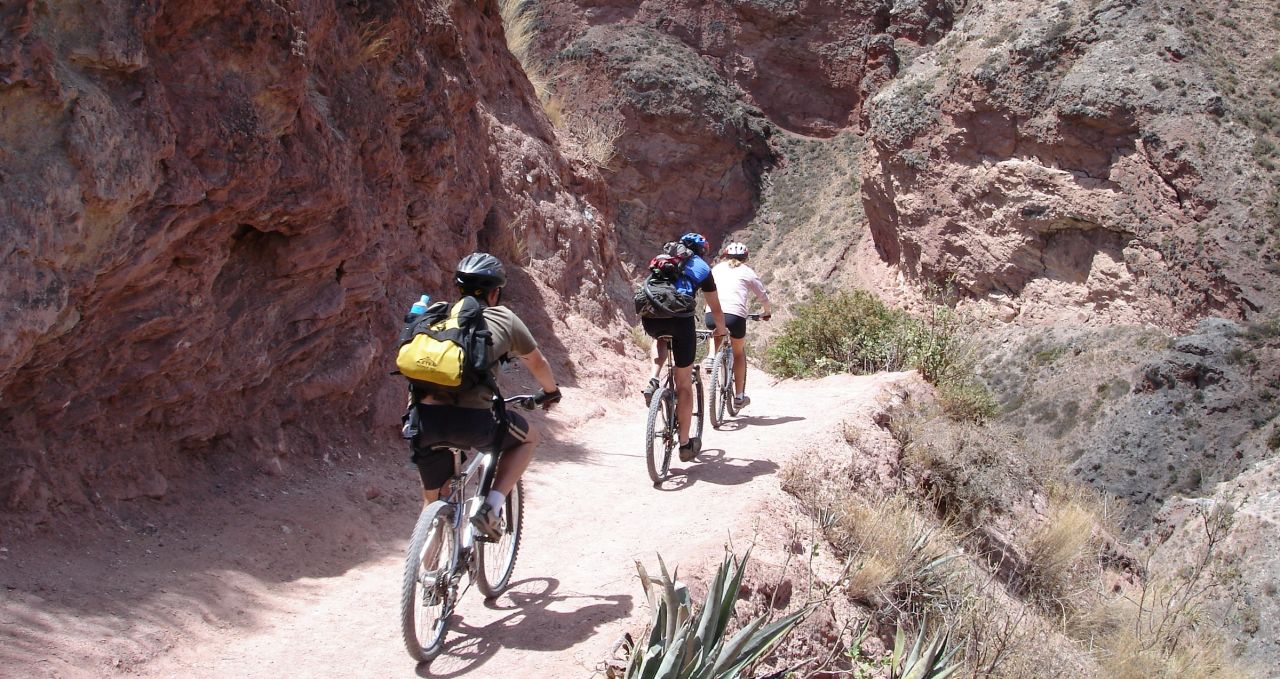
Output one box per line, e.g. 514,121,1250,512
703,290,729,337
517,348,559,395
750,274,772,317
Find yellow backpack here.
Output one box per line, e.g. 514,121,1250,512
395,296,492,392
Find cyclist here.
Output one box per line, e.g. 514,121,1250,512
410,252,562,540
703,242,771,409
640,233,728,461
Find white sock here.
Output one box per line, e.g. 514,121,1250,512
735,393,745,399
485,490,506,512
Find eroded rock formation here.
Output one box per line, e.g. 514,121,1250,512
860,0,1280,326
0,0,626,521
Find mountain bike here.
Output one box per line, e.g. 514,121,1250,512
707,313,765,429
644,333,708,484
400,394,537,662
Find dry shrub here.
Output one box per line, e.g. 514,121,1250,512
559,113,624,169
1098,606,1247,679
893,403,1040,527
1092,502,1250,678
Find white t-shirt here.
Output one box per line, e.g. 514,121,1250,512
710,261,769,318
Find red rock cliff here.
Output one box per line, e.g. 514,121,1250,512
0,0,626,521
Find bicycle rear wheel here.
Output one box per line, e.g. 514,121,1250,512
645,386,674,484
401,501,456,662
724,349,741,417
475,479,523,597
710,350,729,428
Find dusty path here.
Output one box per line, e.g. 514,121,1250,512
1,371,897,678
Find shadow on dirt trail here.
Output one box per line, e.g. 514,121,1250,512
713,414,806,432
0,432,606,676
418,576,632,677
654,449,781,492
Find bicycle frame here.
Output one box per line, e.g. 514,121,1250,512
439,450,494,574
645,335,705,483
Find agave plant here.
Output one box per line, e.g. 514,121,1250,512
625,549,805,679
889,622,961,679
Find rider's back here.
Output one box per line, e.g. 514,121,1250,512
710,261,767,318
440,305,536,409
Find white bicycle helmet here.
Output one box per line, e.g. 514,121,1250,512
723,242,749,260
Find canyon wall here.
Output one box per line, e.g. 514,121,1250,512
0,0,626,523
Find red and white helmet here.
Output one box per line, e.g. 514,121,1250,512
723,242,749,260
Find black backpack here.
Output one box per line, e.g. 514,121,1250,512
634,241,696,318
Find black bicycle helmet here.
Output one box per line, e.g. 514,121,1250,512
455,252,507,291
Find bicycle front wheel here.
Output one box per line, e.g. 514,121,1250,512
401,501,456,662
645,386,674,484
475,479,523,597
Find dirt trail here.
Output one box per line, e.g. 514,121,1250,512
1,370,898,678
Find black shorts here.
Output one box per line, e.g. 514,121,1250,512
704,312,747,339
410,404,530,490
641,316,697,368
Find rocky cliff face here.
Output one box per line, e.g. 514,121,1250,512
0,0,626,522
533,0,954,252
861,0,1280,327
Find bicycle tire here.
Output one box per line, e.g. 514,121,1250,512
401,501,456,662
475,479,523,598
710,350,729,428
645,386,673,484
724,348,741,417
692,370,705,442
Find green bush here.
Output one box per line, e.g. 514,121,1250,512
765,289,995,421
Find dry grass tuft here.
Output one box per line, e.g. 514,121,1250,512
1091,502,1250,677
498,0,555,103
356,22,398,63
629,324,652,353
1021,495,1099,612
828,494,956,618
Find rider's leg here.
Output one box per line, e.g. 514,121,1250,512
414,443,454,508
492,424,540,497
649,337,666,381
732,337,748,397
674,365,693,444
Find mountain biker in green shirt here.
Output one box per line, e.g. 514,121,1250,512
410,253,561,540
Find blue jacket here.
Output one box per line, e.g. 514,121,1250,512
675,255,712,297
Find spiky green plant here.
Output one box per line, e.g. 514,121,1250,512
625,549,804,679
889,623,961,679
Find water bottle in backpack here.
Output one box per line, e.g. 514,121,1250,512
405,294,431,322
